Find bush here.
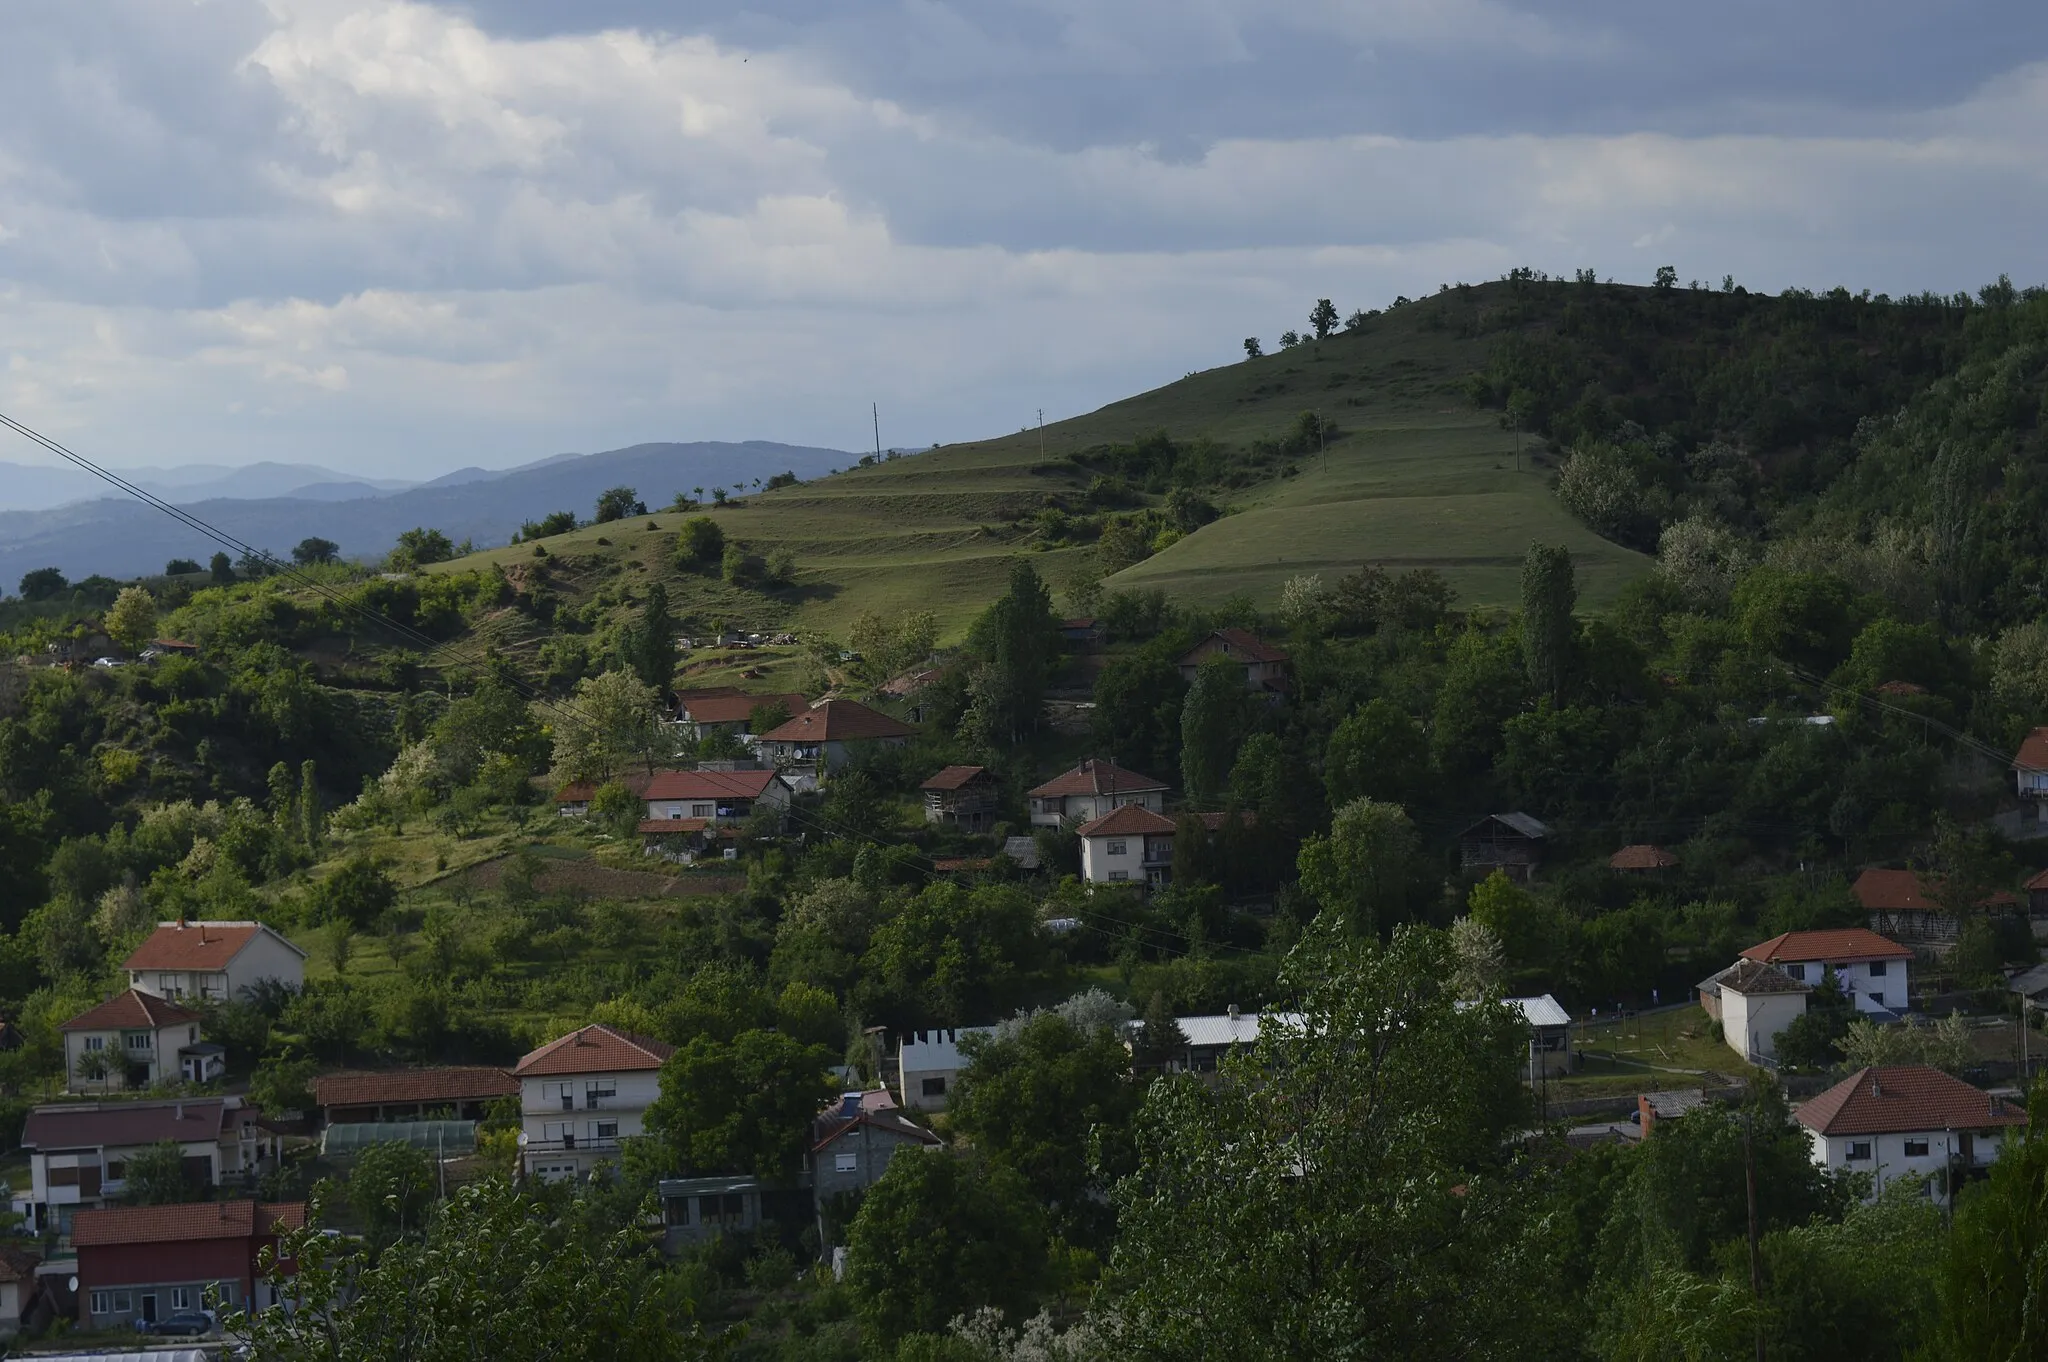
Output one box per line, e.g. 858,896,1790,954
677,518,725,571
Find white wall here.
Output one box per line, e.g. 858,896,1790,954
1774,958,1909,1013
1081,835,1151,885
227,931,306,996
1723,990,1806,1062
1807,1126,2009,1203
519,1070,661,1175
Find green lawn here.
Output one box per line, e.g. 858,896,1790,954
1574,1005,1755,1078
426,284,1647,646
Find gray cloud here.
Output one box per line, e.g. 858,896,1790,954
0,0,2040,479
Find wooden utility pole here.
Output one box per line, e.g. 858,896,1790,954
872,403,881,461
1745,1108,1766,1362
1038,409,1046,461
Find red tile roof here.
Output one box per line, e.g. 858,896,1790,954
758,698,915,743
1609,844,1679,870
2026,867,2048,892
1742,928,1912,964
1875,680,1927,698
2016,726,2048,772
1852,868,2019,912
1076,804,1177,837
641,769,782,801
1796,1066,2028,1137
1181,627,1291,667
72,1200,306,1248
1028,758,1169,799
678,692,809,726
22,1098,231,1150
933,857,994,873
514,1023,674,1077
312,1067,517,1110
123,921,301,972
62,989,202,1032
0,1246,38,1284
921,765,991,792
1194,811,1256,831
1713,958,1809,996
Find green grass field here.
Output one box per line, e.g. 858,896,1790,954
430,285,1649,646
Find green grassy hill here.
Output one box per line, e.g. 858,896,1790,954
430,286,1648,650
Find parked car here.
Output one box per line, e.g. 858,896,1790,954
92,656,123,668
138,1310,215,1337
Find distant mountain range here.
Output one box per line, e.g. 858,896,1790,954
0,460,419,513
0,441,851,586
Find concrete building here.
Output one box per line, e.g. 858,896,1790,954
1026,759,1168,829
512,1024,672,1181
756,699,914,783
72,1200,303,1329
60,990,219,1092
1797,1065,2028,1204
896,1027,995,1112
123,921,305,1005
1738,928,1913,1017
1701,958,1809,1064
809,1091,941,1248
14,1098,275,1236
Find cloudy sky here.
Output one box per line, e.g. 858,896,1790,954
0,1,2043,478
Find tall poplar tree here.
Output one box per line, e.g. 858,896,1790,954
1520,542,1577,700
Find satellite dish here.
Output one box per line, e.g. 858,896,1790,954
516,1131,530,1146
66,1275,77,1293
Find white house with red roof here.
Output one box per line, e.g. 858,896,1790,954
1027,758,1169,828
512,1023,674,1181
2014,726,2048,800
1796,1065,2028,1202
60,990,218,1092
1177,628,1291,696
1739,928,1913,1017
756,698,914,783
123,921,305,1005
1077,807,1247,890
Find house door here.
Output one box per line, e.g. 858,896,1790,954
1960,1132,1975,1163
139,1292,158,1323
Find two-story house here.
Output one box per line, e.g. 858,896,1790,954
124,921,305,1005
1026,758,1169,828
1177,628,1291,696
1077,808,1245,890
809,1091,940,1248
1698,958,1809,1064
73,1200,303,1330
60,990,221,1092
1797,1065,2028,1203
756,699,914,784
13,1098,274,1235
2015,726,2048,803
512,1024,673,1181
1738,928,1913,1016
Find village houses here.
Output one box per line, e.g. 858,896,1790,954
1027,758,1168,828
14,1097,275,1235
1177,627,1291,696
72,1200,303,1330
513,1023,672,1182
60,989,221,1092
1738,928,1913,1016
920,765,1001,833
756,698,914,785
123,921,305,1005
1796,1065,2028,1203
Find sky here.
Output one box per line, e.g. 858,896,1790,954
0,0,2044,479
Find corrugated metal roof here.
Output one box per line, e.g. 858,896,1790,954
1509,995,1571,1027
1173,1012,1305,1048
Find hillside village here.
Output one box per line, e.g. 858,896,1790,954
8,277,2048,1356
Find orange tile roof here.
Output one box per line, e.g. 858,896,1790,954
921,765,991,792
1797,1066,2028,1137
62,989,202,1032
2016,726,2048,771
1609,844,1679,870
758,698,914,743
1852,868,2019,912
122,921,301,972
72,1200,305,1248
2026,867,2048,891
642,769,782,801
1742,928,1912,964
514,1023,673,1077
1181,627,1290,666
312,1067,517,1110
678,693,809,725
1027,758,1168,799
1076,804,1177,838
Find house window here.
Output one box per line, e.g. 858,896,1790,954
91,1290,133,1317
692,804,714,818
585,1080,616,1108
124,1032,153,1050
1846,1141,1872,1162
920,1077,947,1098
188,1027,197,1044
1782,964,1804,981
171,1287,194,1310
834,1151,858,1173
85,1035,104,1052
159,973,179,994
1904,1139,1930,1157
595,1121,619,1140
1868,961,1887,977
1105,840,1127,856
1869,992,1885,1007
1109,871,1128,882
105,1160,126,1180
699,1193,746,1226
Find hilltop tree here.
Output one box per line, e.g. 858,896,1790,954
392,527,454,569
675,517,725,571
1344,308,1370,331
209,551,234,583
164,557,201,575
617,582,677,694
104,586,158,653
1279,330,1302,348
1654,264,1679,289
1309,298,1340,340
292,537,340,565
518,511,577,541
1520,543,1577,699
961,560,1060,745
593,486,644,523
1243,337,1263,360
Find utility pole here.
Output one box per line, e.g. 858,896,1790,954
1319,412,1328,476
1038,408,1046,462
872,403,881,461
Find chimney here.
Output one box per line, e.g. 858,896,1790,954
1227,1003,1240,1020
1871,1075,1881,1098
174,1102,184,1120
199,923,208,944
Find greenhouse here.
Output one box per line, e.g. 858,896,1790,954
321,1119,478,1158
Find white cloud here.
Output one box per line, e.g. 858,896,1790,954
0,3,2042,478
